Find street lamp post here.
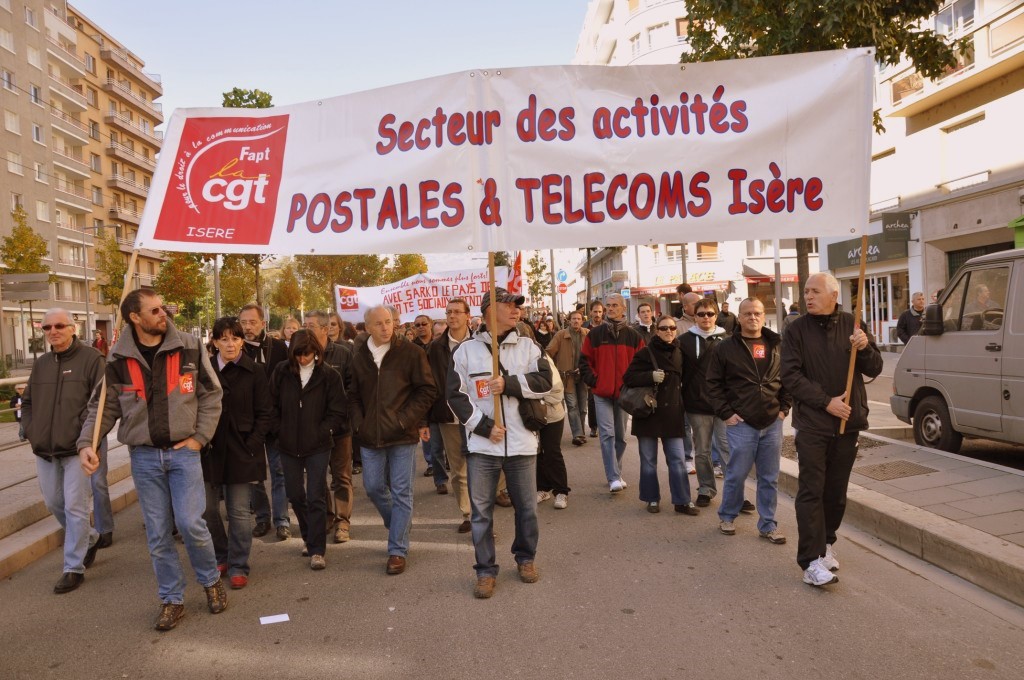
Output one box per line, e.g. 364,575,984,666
80,224,91,335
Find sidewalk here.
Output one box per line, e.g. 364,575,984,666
2,422,1022,607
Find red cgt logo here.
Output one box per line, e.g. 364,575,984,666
337,287,359,311
154,115,289,246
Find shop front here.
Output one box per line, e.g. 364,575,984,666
826,233,909,346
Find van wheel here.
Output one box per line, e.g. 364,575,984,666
913,396,963,453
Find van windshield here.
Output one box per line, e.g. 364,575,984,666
943,266,1009,332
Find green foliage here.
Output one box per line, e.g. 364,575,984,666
493,251,512,267
154,252,208,307
222,87,273,109
1,207,53,280
270,260,303,314
526,251,551,302
93,233,127,305
384,254,427,283
219,255,259,313
296,255,389,311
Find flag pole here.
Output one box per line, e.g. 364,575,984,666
89,249,140,454
839,235,868,435
487,252,503,428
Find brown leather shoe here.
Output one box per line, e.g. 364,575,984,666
204,579,228,614
386,555,407,575
334,525,350,543
474,576,496,599
154,603,185,631
457,520,472,533
517,561,540,583
495,490,512,508
436,484,449,495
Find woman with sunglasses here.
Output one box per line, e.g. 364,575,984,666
202,317,274,590
622,315,699,515
269,330,348,570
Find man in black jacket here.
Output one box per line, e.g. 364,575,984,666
895,291,925,344
239,304,290,541
782,273,882,587
706,298,791,545
24,309,106,593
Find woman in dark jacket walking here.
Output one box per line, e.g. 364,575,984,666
622,316,699,516
270,330,348,570
203,317,274,590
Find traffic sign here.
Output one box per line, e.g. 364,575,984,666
621,288,631,298
557,270,568,282
558,282,568,294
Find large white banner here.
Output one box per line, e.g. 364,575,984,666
335,267,509,324
136,49,873,256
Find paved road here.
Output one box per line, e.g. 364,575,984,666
1,433,1022,679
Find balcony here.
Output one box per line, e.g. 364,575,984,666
108,204,142,226
47,73,87,111
102,78,163,122
51,148,91,179
49,109,90,144
104,112,162,146
99,45,163,95
54,182,91,212
45,36,87,76
107,174,150,198
106,141,156,171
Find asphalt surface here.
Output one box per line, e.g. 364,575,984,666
2,433,1022,680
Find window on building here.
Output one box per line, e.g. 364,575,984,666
0,27,14,52
24,6,36,28
676,18,689,40
29,83,42,105
696,242,719,261
93,218,103,231
0,0,10,11
36,200,50,222
89,120,100,140
86,86,97,106
648,22,670,50
746,240,773,257
628,0,640,13
32,123,43,143
1,69,15,91
91,186,103,205
108,100,118,115
90,153,100,171
27,45,41,68
111,161,119,176
34,161,46,182
55,208,63,228
3,108,18,133
85,53,95,73
629,34,640,58
936,0,975,37
6,151,22,174
11,193,23,211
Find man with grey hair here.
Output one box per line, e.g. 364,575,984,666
896,291,926,344
782,272,882,587
579,293,646,492
24,309,107,593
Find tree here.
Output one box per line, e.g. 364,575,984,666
296,254,389,311
93,232,127,306
219,254,259,313
681,1,963,311
525,250,551,305
222,87,273,109
154,252,208,308
493,251,512,267
1,207,52,278
384,254,427,283
270,260,303,314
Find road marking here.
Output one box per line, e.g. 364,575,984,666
868,400,891,407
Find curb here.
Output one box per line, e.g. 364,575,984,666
777,456,1024,608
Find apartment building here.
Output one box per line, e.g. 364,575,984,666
572,0,816,326
0,0,163,362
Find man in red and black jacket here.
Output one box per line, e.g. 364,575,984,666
578,293,645,492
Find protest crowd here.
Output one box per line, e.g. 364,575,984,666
22,271,880,630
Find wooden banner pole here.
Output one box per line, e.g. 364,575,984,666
90,249,140,454
487,252,503,428
839,234,868,435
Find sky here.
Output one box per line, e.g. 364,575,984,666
71,0,591,275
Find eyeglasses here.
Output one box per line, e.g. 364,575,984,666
657,325,676,332
42,323,70,331
695,311,717,318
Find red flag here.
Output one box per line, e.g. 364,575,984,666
507,252,522,294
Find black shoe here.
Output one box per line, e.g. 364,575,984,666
740,500,756,515
695,494,711,508
54,572,84,594
83,541,100,568
457,520,472,533
95,532,113,549
674,503,700,516
252,521,271,538
423,465,434,477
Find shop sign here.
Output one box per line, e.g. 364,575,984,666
827,232,907,268
882,211,913,242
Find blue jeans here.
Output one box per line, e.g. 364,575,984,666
428,423,449,485
683,414,694,461
280,448,330,557
637,437,691,506
204,483,253,576
36,455,97,573
465,452,538,577
689,414,730,498
594,395,628,483
130,446,220,604
361,443,416,557
563,379,588,439
253,441,290,528
718,419,783,533
91,438,114,535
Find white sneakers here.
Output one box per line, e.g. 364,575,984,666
609,480,624,493
537,490,553,504
803,557,839,587
685,460,696,475
553,493,568,509
821,543,840,571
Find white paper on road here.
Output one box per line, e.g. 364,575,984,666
135,49,873,256
260,614,290,625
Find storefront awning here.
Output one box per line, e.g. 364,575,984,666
745,274,799,284
632,281,730,296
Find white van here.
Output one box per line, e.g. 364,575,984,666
890,248,1023,452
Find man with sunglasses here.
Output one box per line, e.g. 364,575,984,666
411,314,433,350
24,309,108,594
78,290,225,631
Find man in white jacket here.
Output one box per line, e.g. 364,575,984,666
448,288,553,599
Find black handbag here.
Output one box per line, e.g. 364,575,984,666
619,348,661,419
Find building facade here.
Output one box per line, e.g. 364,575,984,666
1,0,163,363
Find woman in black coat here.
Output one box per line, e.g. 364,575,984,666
270,330,348,570
203,317,274,589
622,315,699,516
